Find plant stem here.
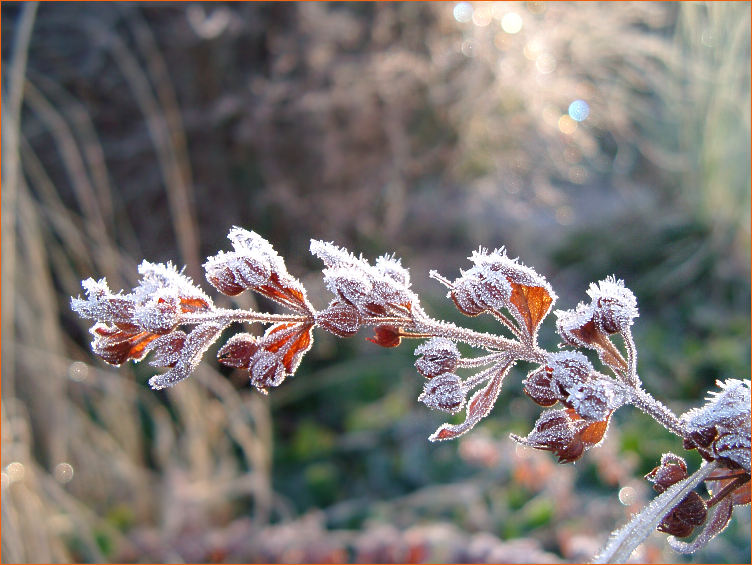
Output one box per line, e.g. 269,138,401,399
181,309,312,326
631,387,685,438
593,460,720,564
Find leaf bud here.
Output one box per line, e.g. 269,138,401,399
414,338,461,378
418,373,466,414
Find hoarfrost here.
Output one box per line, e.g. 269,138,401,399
414,337,461,378
418,373,466,414
681,379,751,471
148,323,223,389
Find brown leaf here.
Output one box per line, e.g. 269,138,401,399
257,272,310,312
280,323,314,374
179,296,212,313
217,333,260,369
91,325,159,365
430,363,512,441
316,301,362,337
367,325,402,348
568,320,627,372
508,282,554,334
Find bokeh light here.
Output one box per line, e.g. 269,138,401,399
618,486,637,505
535,53,557,74
501,12,523,34
68,361,89,382
453,2,473,23
472,4,493,27
568,99,590,122
6,462,25,483
558,114,578,134
54,463,75,484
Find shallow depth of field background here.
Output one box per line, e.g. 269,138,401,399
1,2,750,563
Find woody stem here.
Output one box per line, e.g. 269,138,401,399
181,308,313,326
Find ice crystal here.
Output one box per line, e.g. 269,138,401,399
311,240,415,316
586,276,638,333
429,363,513,442
414,337,460,378
546,350,592,388
148,323,223,389
205,228,310,312
418,373,466,414
566,378,624,421
681,379,751,471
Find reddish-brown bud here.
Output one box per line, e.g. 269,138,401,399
658,492,707,538
450,277,486,316
217,333,260,369
523,367,559,407
418,373,465,414
367,325,402,348
414,338,460,378
645,453,688,493
316,301,362,337
249,350,285,393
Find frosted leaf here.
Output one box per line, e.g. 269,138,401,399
203,249,270,293
667,497,733,554
429,362,512,442
372,277,413,309
469,247,553,292
228,226,286,273
132,292,180,334
418,373,466,414
205,228,312,312
148,323,223,390
554,303,627,373
445,247,556,333
522,366,560,407
375,254,410,287
555,302,596,348
682,379,751,430
312,239,416,316
645,453,688,493
566,378,625,421
135,261,212,308
511,407,610,463
146,331,188,367
315,300,362,337
546,351,592,388
322,267,374,307
71,278,135,327
587,276,638,333
414,337,461,378
367,325,402,348
310,239,366,269
681,379,751,471
249,349,286,393
217,333,260,368
89,324,158,365
512,409,577,451
448,273,487,316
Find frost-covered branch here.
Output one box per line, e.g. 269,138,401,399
71,226,751,561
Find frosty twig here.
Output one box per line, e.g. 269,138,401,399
71,226,750,560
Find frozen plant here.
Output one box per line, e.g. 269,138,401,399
71,226,750,563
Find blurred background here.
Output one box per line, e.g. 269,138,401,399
1,2,749,563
